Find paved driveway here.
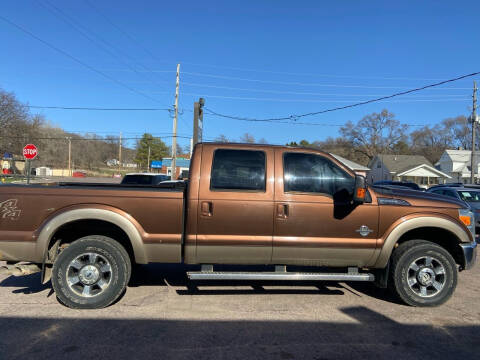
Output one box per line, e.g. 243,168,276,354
0,262,479,359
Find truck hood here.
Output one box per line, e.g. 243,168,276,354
370,185,467,209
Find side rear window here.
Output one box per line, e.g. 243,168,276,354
210,149,266,191
283,152,354,196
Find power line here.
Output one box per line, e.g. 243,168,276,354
36,0,173,106
204,71,480,122
0,135,193,141
178,93,470,103
176,60,454,81
179,81,469,97
82,0,165,69
27,105,172,111
181,71,473,89
0,14,162,104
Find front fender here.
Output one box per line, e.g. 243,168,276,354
373,214,471,268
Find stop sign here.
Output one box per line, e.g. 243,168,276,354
23,144,38,160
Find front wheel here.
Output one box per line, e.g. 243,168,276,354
389,240,457,307
52,235,131,309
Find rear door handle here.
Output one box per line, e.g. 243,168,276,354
276,204,289,219
201,201,213,217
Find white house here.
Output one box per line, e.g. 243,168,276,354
436,150,480,183
368,154,451,186
330,153,370,177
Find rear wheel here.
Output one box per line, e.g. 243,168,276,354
52,235,131,309
389,240,457,307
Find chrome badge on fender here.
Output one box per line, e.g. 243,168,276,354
356,225,373,237
0,199,21,220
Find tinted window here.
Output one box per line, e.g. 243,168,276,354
444,190,458,198
121,175,154,185
154,175,171,184
458,191,480,202
210,149,266,191
283,152,355,195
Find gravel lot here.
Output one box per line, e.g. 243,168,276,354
0,261,479,359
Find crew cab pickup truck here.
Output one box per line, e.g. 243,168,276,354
0,143,477,309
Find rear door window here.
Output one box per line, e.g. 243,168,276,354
210,149,266,191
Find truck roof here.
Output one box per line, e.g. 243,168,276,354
199,142,330,154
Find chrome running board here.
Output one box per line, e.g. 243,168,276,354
187,271,374,282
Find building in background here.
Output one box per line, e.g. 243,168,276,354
151,157,190,179
435,150,480,183
330,153,370,177
369,154,450,186
2,153,25,174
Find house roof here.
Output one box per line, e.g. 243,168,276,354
441,149,480,164
374,154,432,174
330,153,370,171
396,164,451,178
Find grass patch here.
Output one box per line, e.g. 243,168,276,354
0,176,23,184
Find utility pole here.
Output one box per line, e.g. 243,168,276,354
118,132,122,174
171,63,180,179
147,145,151,172
471,81,478,184
193,97,205,146
67,137,71,176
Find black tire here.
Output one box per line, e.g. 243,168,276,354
389,240,457,307
52,235,131,309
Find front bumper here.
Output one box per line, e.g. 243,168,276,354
460,241,477,270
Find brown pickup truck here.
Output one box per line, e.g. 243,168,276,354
0,143,477,309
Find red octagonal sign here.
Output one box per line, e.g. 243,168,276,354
23,144,38,160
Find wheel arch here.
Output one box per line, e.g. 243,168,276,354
36,206,148,266
374,215,470,269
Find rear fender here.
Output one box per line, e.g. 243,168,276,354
36,205,148,265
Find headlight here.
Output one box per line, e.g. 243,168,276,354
459,208,475,239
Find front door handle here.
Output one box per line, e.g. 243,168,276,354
201,201,213,217
276,204,289,219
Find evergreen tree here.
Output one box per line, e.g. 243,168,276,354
135,133,169,169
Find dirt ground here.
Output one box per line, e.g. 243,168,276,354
0,261,479,359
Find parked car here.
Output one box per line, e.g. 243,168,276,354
0,143,476,309
427,184,480,241
121,173,171,185
373,180,422,191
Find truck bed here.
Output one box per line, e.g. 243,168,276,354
0,183,185,264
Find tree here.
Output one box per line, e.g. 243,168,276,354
340,109,408,160
240,133,255,143
135,133,169,169
214,134,229,143
258,138,268,144
410,125,449,164
299,140,311,147
440,116,471,149
0,88,34,156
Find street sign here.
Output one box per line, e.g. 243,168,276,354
23,144,38,160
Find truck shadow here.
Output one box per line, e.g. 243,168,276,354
0,263,399,304
0,272,52,295
129,263,398,303
0,306,478,359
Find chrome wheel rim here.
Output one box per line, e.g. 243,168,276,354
66,253,112,298
407,256,446,298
